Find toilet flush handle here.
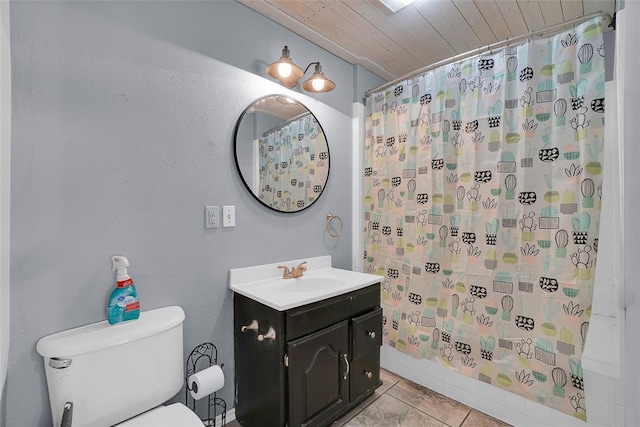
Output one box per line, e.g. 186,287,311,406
49,357,72,369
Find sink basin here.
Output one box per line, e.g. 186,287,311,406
229,256,382,311
282,277,344,292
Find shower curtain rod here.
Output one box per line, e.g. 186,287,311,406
365,10,613,97
260,110,312,137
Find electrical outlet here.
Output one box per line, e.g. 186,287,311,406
223,205,235,227
205,206,219,229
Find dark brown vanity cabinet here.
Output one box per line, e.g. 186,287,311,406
234,283,382,427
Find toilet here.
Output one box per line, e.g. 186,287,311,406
36,306,203,427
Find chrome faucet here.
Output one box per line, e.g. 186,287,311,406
278,261,307,279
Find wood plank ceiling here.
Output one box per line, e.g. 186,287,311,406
238,0,616,81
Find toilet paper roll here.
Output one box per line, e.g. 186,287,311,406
188,365,225,400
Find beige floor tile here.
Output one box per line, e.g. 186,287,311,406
357,390,383,410
331,405,365,426
386,379,471,426
380,368,403,388
461,410,512,427
358,368,404,408
345,394,448,427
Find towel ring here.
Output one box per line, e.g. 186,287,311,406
326,213,344,238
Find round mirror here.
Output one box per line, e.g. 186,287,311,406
234,95,330,213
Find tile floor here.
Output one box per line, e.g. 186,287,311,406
228,369,512,427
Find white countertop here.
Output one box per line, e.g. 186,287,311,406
229,255,382,311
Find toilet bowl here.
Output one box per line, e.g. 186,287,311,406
36,306,203,427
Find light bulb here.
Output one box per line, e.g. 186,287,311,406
278,62,292,78
311,78,325,91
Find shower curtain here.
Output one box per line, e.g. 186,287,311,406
256,114,328,211
364,16,605,420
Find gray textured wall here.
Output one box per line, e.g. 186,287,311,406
6,1,383,425
0,1,10,424
622,1,640,424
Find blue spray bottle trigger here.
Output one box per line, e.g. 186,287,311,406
111,255,130,282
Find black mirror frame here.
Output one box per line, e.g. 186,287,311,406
233,95,330,213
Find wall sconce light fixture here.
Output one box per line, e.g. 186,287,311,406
266,46,336,93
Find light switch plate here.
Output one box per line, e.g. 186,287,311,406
223,205,235,227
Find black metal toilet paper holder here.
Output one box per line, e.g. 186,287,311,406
185,342,227,426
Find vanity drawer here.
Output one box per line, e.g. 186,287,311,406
351,307,382,360
286,283,380,341
349,349,380,403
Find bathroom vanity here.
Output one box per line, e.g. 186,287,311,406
230,256,382,427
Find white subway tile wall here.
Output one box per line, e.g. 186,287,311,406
381,344,623,426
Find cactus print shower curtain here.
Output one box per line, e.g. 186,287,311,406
364,17,605,420
256,114,328,211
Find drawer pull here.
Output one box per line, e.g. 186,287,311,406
367,331,376,339
364,370,373,379
342,354,350,380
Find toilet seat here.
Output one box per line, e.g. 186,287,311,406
117,403,203,426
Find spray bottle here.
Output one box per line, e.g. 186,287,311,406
108,255,140,325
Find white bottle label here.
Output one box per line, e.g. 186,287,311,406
116,295,136,308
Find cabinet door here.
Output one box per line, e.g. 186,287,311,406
288,320,349,427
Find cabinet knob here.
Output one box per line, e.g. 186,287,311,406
364,370,373,379
367,331,376,339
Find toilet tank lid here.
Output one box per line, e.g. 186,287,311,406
36,306,185,358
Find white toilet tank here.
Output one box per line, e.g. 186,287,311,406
36,306,186,427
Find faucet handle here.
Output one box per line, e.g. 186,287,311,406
297,261,307,271
278,265,291,278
